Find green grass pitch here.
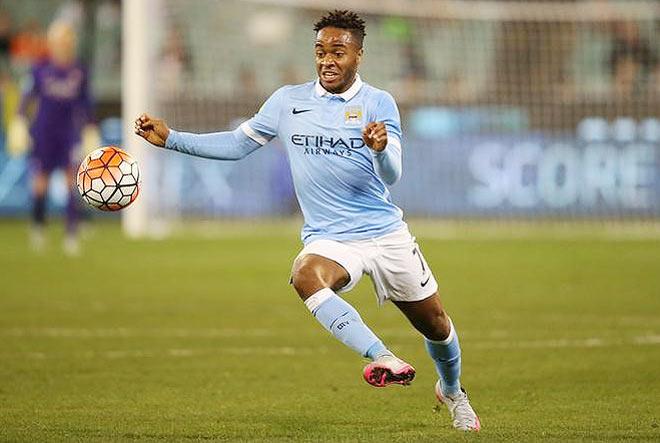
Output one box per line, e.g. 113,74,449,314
1,219,659,442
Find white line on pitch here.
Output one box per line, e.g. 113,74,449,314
4,335,660,361
0,327,275,338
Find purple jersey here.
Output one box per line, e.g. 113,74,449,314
20,60,93,158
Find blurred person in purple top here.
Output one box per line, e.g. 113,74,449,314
19,21,94,254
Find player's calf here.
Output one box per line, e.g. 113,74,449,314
303,287,395,364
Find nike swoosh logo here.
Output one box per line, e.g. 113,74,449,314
420,276,431,287
292,108,312,115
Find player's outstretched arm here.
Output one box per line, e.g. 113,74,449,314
362,122,402,185
134,113,170,147
134,113,264,161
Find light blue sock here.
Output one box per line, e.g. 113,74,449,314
424,318,462,396
305,288,391,360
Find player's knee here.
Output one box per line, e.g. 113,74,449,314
291,255,344,300
291,257,322,298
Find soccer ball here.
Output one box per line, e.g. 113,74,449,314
77,146,141,211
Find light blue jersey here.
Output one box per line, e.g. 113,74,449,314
166,75,406,244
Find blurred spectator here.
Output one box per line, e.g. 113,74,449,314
237,64,257,97
89,0,121,100
608,21,658,98
0,11,12,66
159,26,191,97
94,0,121,72
382,16,429,103
0,10,13,143
0,69,6,143
280,63,304,86
401,39,427,86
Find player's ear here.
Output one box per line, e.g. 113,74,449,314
356,47,363,64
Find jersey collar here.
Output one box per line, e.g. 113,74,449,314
314,74,363,101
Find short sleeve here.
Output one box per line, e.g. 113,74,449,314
240,86,286,146
375,91,402,147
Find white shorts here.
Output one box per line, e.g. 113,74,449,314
293,227,439,305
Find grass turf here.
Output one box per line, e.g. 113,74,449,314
0,219,659,442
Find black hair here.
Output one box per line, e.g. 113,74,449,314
313,10,366,47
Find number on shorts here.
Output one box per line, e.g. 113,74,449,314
412,246,426,273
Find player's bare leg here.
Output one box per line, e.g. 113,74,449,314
393,292,451,341
291,254,350,297
30,170,50,252
291,254,415,386
394,293,480,431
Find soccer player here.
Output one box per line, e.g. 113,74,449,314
135,10,480,431
17,21,94,254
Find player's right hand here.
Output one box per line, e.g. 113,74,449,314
134,113,170,147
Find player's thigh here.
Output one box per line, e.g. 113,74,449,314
368,228,439,304
291,239,365,298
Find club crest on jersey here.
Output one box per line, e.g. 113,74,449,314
344,105,363,126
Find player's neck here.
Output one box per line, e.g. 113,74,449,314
321,75,356,94
335,75,357,94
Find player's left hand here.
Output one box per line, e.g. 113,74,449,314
362,122,388,152
7,116,30,157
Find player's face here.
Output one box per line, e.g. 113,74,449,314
315,27,363,94
48,23,77,66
